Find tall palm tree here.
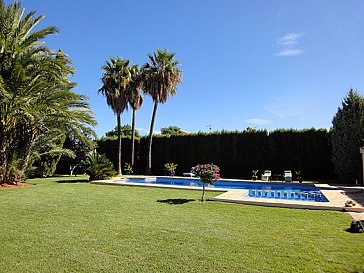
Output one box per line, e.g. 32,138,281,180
0,0,58,182
142,49,182,174
127,65,143,167
99,57,131,175
0,1,96,183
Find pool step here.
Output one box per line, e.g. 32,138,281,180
248,189,326,202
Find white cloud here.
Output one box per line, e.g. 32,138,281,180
246,118,271,126
276,32,304,57
276,49,304,57
278,33,303,46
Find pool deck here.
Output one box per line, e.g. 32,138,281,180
90,179,364,219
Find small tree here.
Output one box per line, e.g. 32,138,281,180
105,125,140,139
192,164,220,201
123,163,134,175
164,163,178,176
161,126,184,136
331,89,364,183
61,133,96,176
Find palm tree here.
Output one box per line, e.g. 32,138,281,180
0,0,58,182
142,49,182,174
0,1,96,183
127,65,143,167
99,57,131,175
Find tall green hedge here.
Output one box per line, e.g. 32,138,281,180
95,129,335,180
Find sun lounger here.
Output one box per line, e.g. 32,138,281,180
183,168,196,177
261,170,271,181
284,170,292,182
183,172,195,177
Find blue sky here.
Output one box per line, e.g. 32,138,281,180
10,0,364,137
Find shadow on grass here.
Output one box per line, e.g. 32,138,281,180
56,179,89,184
157,198,195,205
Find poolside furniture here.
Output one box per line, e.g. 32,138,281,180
261,170,271,181
283,170,292,182
251,169,259,181
183,168,196,177
183,172,195,177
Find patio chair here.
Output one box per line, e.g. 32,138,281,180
261,170,271,181
284,170,292,182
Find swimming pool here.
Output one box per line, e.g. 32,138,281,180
118,177,329,202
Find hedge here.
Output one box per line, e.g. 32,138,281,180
95,129,335,180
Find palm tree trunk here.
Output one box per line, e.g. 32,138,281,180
131,108,136,167
117,114,122,175
146,101,158,174
18,128,36,174
0,140,9,184
0,131,12,184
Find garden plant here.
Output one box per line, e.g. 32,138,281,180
192,163,220,201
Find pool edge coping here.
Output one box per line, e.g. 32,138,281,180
90,179,364,215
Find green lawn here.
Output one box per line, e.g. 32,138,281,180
1,176,363,273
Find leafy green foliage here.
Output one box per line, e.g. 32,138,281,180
331,89,364,182
99,57,135,175
164,162,178,171
192,164,220,184
96,138,135,173
84,152,117,181
104,124,140,139
98,129,334,179
142,49,182,174
145,129,333,179
99,58,131,116
164,162,177,176
123,162,133,175
161,126,184,136
142,49,182,104
0,1,96,183
55,132,96,176
192,163,220,201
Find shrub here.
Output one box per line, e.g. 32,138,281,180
84,152,117,181
192,163,220,201
124,163,134,175
164,163,178,176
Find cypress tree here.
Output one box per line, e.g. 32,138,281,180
331,89,364,183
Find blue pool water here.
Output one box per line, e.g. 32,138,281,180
119,177,328,202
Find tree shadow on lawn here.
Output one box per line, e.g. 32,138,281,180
56,179,89,184
157,198,196,205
